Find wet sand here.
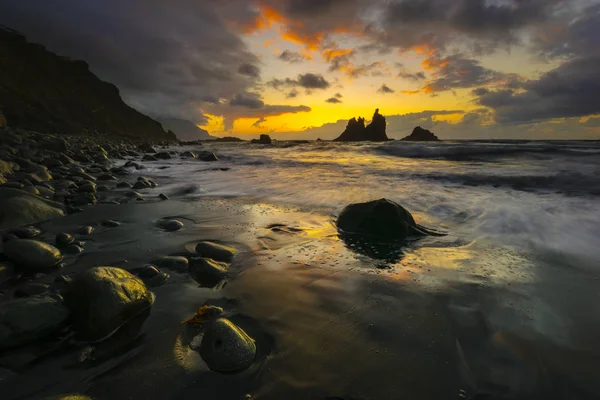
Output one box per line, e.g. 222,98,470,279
2,189,600,399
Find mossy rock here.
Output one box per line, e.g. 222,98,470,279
64,266,154,341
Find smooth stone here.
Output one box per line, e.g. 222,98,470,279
97,185,109,192
197,151,219,162
159,193,169,200
154,152,171,160
14,282,50,297
77,182,97,193
3,240,63,272
194,241,236,262
125,191,143,199
56,233,74,246
189,257,228,287
2,233,19,242
64,266,154,341
9,226,41,239
71,192,96,206
116,181,132,188
133,180,150,189
102,220,121,227
152,256,188,272
22,185,40,195
63,244,84,254
43,394,93,400
76,226,94,235
158,219,183,232
135,265,169,287
199,318,256,372
0,296,69,350
36,185,55,197
0,188,64,229
142,154,157,162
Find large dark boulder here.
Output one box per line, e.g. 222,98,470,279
336,198,445,241
334,109,389,142
200,318,256,372
0,187,64,229
401,126,440,141
64,266,154,341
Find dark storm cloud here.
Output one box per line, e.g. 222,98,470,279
278,50,309,63
298,73,331,89
378,0,559,53
0,0,262,123
325,97,342,103
230,92,265,109
377,84,395,94
237,63,261,78
475,55,600,124
267,73,330,90
424,54,521,92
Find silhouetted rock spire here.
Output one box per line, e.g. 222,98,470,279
334,109,389,142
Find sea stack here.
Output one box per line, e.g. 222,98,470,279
334,109,389,142
401,126,440,141
251,134,272,144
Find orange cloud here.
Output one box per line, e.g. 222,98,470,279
401,90,422,95
421,56,450,71
322,48,353,62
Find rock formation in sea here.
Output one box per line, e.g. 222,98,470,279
158,118,213,141
334,109,389,142
213,136,244,142
251,134,272,144
401,126,440,141
0,27,175,141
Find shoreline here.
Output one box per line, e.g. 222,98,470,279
1,130,600,399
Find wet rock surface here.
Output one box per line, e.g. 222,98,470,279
194,241,236,262
63,266,154,341
189,257,228,287
3,239,63,272
199,318,256,372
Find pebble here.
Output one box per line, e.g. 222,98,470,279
158,219,183,232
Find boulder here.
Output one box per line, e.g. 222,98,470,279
336,198,445,241
3,239,63,272
152,256,189,272
189,257,228,287
158,219,183,232
0,188,65,229
63,266,154,341
199,318,256,372
194,241,236,262
401,126,440,141
0,261,15,283
0,296,69,350
55,233,75,246
197,151,218,162
154,152,172,160
134,265,169,287
142,154,157,162
180,150,198,159
251,134,272,145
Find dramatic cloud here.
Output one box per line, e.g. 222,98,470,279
278,50,309,63
230,92,265,109
251,116,267,128
325,97,342,103
475,54,600,124
377,84,395,94
0,0,266,124
286,89,299,98
268,73,331,90
419,54,522,93
237,63,261,78
396,63,426,81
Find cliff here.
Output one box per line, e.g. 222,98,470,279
0,27,175,141
158,118,212,141
334,109,389,142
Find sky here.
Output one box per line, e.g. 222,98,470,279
1,0,599,139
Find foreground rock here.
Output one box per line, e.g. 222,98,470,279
336,198,446,241
251,134,272,145
401,126,440,141
64,267,154,341
3,239,63,272
195,241,236,262
158,219,183,231
0,187,64,229
199,318,256,372
0,296,69,350
153,256,189,272
334,109,389,142
189,257,228,287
